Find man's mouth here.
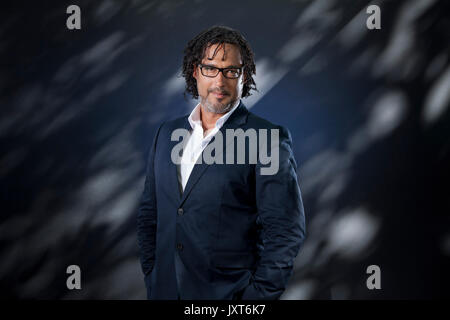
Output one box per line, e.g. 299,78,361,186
212,91,228,98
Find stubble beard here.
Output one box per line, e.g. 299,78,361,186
201,95,238,114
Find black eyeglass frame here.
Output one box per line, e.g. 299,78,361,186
198,64,243,79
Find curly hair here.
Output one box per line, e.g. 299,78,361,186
182,25,257,100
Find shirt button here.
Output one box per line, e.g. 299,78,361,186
177,208,184,216
176,243,183,251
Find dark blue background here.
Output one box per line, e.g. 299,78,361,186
1,0,449,299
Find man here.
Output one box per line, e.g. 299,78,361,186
137,25,305,300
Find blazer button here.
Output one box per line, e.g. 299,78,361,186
176,243,183,251
177,208,184,216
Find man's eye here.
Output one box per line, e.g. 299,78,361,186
226,69,239,75
204,66,215,71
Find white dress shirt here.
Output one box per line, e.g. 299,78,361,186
177,99,241,193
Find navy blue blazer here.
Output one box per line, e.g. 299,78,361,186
137,101,306,300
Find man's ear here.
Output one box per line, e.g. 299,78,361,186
241,72,246,85
193,64,198,79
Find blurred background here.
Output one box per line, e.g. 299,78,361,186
0,0,449,299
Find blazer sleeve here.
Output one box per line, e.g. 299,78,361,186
137,122,164,277
241,125,306,300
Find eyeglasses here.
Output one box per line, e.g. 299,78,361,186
198,64,243,79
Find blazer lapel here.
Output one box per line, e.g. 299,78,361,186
167,116,191,203
179,101,249,207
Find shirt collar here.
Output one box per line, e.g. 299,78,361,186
188,99,241,130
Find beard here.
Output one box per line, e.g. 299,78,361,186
201,92,238,114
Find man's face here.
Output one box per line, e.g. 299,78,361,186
193,43,244,114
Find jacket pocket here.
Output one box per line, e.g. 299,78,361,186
212,252,256,269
